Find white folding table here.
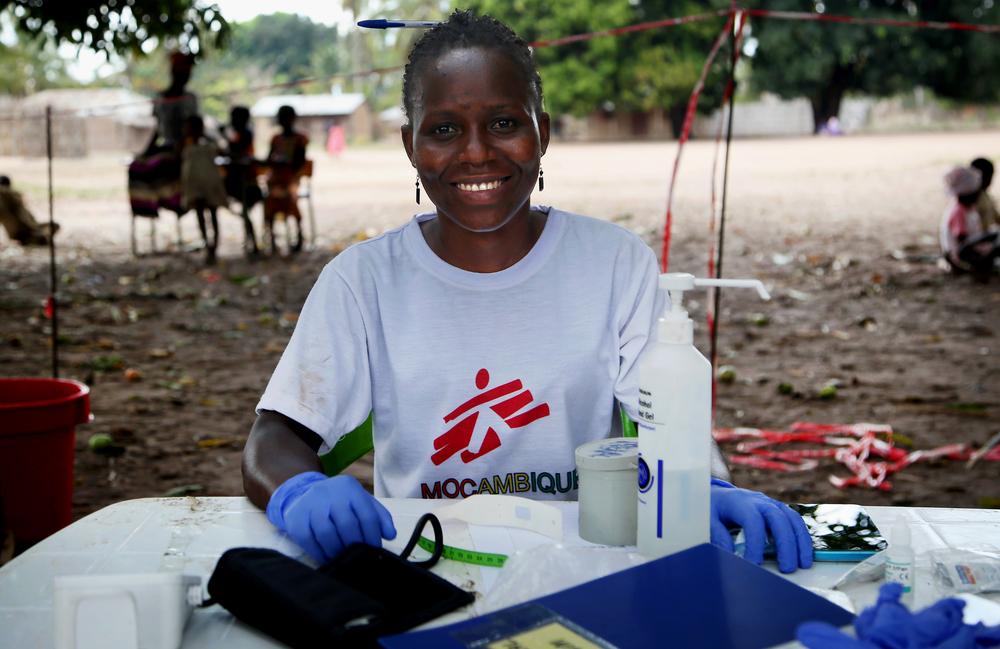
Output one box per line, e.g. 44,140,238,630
1,497,998,648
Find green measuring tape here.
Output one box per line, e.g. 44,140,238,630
416,535,509,568
327,409,639,568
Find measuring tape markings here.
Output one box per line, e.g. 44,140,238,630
416,535,509,567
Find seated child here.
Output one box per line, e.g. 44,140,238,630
181,115,227,265
0,175,58,246
263,105,308,254
224,105,262,257
941,165,998,281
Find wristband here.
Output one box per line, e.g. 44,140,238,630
265,471,327,531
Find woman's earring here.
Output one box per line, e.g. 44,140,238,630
538,166,544,192
415,175,421,204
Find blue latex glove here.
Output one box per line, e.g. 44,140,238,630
709,478,813,573
797,583,1000,649
266,471,397,564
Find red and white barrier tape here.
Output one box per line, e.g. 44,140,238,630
729,455,820,472
660,12,735,272
529,10,730,48
656,6,998,271
714,423,997,490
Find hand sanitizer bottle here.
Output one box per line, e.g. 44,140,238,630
637,273,770,558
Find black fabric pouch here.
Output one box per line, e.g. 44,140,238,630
206,513,474,649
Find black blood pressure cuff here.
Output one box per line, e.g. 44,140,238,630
206,514,474,649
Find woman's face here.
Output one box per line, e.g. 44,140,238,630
402,47,549,233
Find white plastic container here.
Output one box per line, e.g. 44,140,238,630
637,273,770,559
575,437,639,546
54,572,202,649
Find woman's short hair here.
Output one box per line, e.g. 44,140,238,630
401,9,543,124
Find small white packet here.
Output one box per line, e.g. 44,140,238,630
929,549,1000,595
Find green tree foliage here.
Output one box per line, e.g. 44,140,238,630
0,37,79,95
225,13,339,84
912,2,1000,105
618,0,733,134
473,0,634,116
196,14,342,119
463,0,734,136
119,13,342,121
0,0,229,57
747,0,999,132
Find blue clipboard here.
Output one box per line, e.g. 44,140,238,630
381,543,854,649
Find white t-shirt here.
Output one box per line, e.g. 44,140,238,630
258,206,665,500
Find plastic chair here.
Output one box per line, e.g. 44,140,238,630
127,156,187,257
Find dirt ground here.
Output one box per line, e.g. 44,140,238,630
1,131,998,526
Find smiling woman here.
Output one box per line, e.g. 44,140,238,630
240,9,814,575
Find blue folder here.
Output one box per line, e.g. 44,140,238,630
381,543,854,649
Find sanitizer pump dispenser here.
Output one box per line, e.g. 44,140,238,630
637,273,770,559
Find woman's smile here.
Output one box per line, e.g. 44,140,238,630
454,177,509,192
450,175,513,207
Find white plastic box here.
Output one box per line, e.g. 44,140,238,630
54,572,201,649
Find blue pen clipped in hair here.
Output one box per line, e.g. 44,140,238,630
358,19,440,29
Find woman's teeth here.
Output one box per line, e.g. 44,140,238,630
457,179,503,192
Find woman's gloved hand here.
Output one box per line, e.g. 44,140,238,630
709,479,813,573
797,582,1000,649
266,472,396,563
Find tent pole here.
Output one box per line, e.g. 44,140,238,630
709,21,739,374
46,105,59,378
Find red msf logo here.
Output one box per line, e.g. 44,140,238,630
431,368,551,465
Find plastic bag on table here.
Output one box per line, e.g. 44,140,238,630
478,544,647,614
833,551,887,590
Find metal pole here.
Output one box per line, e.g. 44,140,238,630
709,22,739,373
46,105,59,378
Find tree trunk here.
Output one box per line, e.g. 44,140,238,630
810,64,852,133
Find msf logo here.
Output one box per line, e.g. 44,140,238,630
431,368,550,465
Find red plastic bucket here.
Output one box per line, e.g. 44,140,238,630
0,378,90,543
